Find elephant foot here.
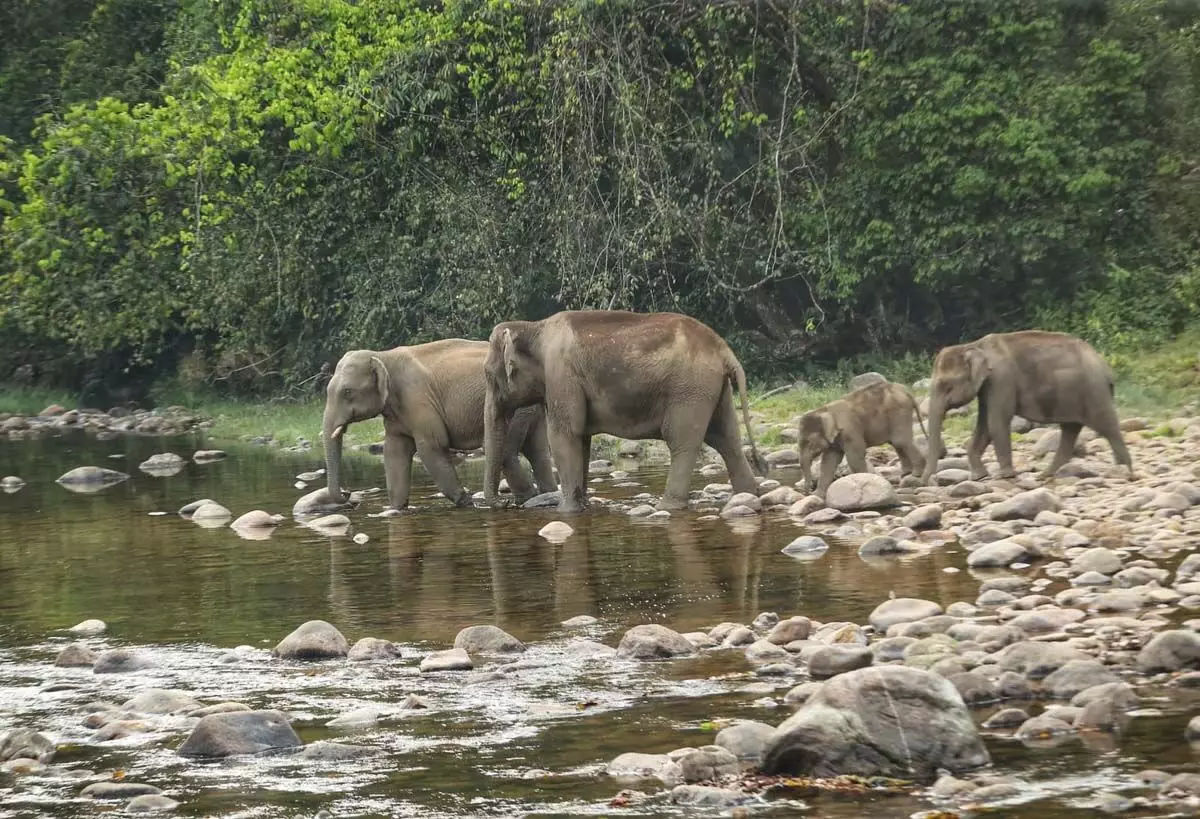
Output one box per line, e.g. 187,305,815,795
969,470,989,481
996,468,1017,480
556,502,587,514
656,496,690,512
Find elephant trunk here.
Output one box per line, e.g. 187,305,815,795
921,394,944,485
483,394,508,505
323,409,347,502
798,448,814,494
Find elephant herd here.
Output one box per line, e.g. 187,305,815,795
321,311,1134,514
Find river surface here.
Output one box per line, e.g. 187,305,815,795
0,430,1196,817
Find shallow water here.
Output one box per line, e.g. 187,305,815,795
0,431,1197,817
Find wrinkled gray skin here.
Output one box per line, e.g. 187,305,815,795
798,381,930,497
920,330,1132,484
482,310,767,513
323,340,556,511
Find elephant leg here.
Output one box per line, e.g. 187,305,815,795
521,418,558,495
988,404,1016,479
548,424,588,513
897,439,925,477
1043,422,1082,478
383,432,417,511
416,440,470,507
843,437,870,474
966,407,992,481
895,444,913,476
704,389,757,497
815,448,842,497
501,454,537,503
1091,408,1133,476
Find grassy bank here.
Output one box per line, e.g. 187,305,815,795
3,330,1198,450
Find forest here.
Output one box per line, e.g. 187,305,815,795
1,0,1199,396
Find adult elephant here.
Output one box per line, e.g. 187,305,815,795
323,340,556,511
482,310,767,513
920,330,1132,484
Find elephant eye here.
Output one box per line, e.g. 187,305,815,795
342,388,353,399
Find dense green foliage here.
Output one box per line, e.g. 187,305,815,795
2,0,1199,395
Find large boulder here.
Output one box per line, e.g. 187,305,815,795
347,638,401,662
177,710,301,757
1137,630,1200,673
714,721,775,762
760,666,989,779
824,474,898,512
453,625,525,654
868,598,943,632
56,466,130,486
272,620,348,660
615,625,695,660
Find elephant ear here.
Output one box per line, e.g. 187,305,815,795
965,347,991,392
369,355,390,407
819,410,838,444
502,327,519,381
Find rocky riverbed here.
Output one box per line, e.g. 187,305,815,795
4,407,1200,816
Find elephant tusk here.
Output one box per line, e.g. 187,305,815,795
330,425,345,440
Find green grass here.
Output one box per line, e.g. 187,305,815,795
0,385,75,415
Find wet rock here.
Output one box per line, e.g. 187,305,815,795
1186,716,1200,741
615,625,695,660
761,666,989,779
231,510,284,529
824,473,899,511
903,504,943,530
767,616,812,645
983,708,1030,729
398,694,430,710
669,785,748,807
326,707,382,728
807,645,873,679
68,618,107,636
80,782,164,799
125,794,180,813
419,648,473,672
55,643,97,667
868,598,943,631
177,710,301,757
872,636,917,663
94,719,155,742
0,758,44,775
783,681,823,706
714,721,775,762
1136,630,1200,673
967,539,1033,568
522,491,564,509
675,745,739,782
139,453,185,473
0,730,55,763
306,513,350,531
722,492,762,513
177,499,215,518
454,625,525,655
1070,682,1138,711
1071,570,1111,587
998,642,1085,680
273,620,349,660
122,689,203,715
987,489,1060,521
192,450,226,462
946,671,999,706
1164,773,1200,796
1041,661,1121,699
348,637,400,661
1014,714,1074,741
781,535,829,556
606,752,683,785
565,641,616,659
56,466,130,486
744,639,791,664
189,702,251,717
857,536,907,557
1007,608,1085,635
972,782,1023,802
811,622,868,646
1070,547,1123,576
759,486,801,507
297,741,374,761
292,487,351,517
538,521,574,541
562,615,599,628
93,649,155,674
191,502,232,522
930,773,978,799
752,612,780,630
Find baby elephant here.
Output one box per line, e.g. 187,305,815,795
797,381,929,497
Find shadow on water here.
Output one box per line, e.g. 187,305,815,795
0,430,1197,817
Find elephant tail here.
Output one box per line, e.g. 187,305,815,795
727,353,767,476
908,387,943,459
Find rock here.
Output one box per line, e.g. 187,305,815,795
858,536,907,557
538,521,574,541
987,489,1061,521
298,741,374,761
419,648,473,672
191,502,232,522
139,453,185,473
1015,714,1074,741
0,730,55,763
1041,661,1121,699
849,372,887,390
306,513,350,531
675,745,739,782
931,773,978,799
824,473,898,511
783,681,824,706
1165,773,1200,796
767,616,812,645
123,689,203,715
326,707,382,728
714,721,775,762
759,485,801,506
0,475,25,492
669,785,747,807
273,620,349,660
868,598,943,631
562,615,598,628
615,624,695,660
1136,630,1200,673
55,643,97,667
752,612,780,630
80,782,164,799
1007,608,1085,635
189,702,251,717
93,648,154,674
0,758,44,775
56,466,130,486
522,491,564,509
903,504,942,530
761,666,989,779
744,639,791,664
967,539,1033,568
722,492,762,513
565,640,616,659
292,487,350,517
348,637,400,661
781,535,829,556
1070,547,1122,576
1071,682,1138,710
946,671,999,706
177,710,301,757
231,510,284,529
1186,715,1200,741
983,707,1030,729
807,645,873,678
94,720,153,741
454,625,525,654
177,498,216,517
192,450,226,462
607,752,684,785
126,794,181,812
998,642,1085,680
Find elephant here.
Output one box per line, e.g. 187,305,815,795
482,310,768,513
797,381,930,497
322,340,557,511
919,330,1132,484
